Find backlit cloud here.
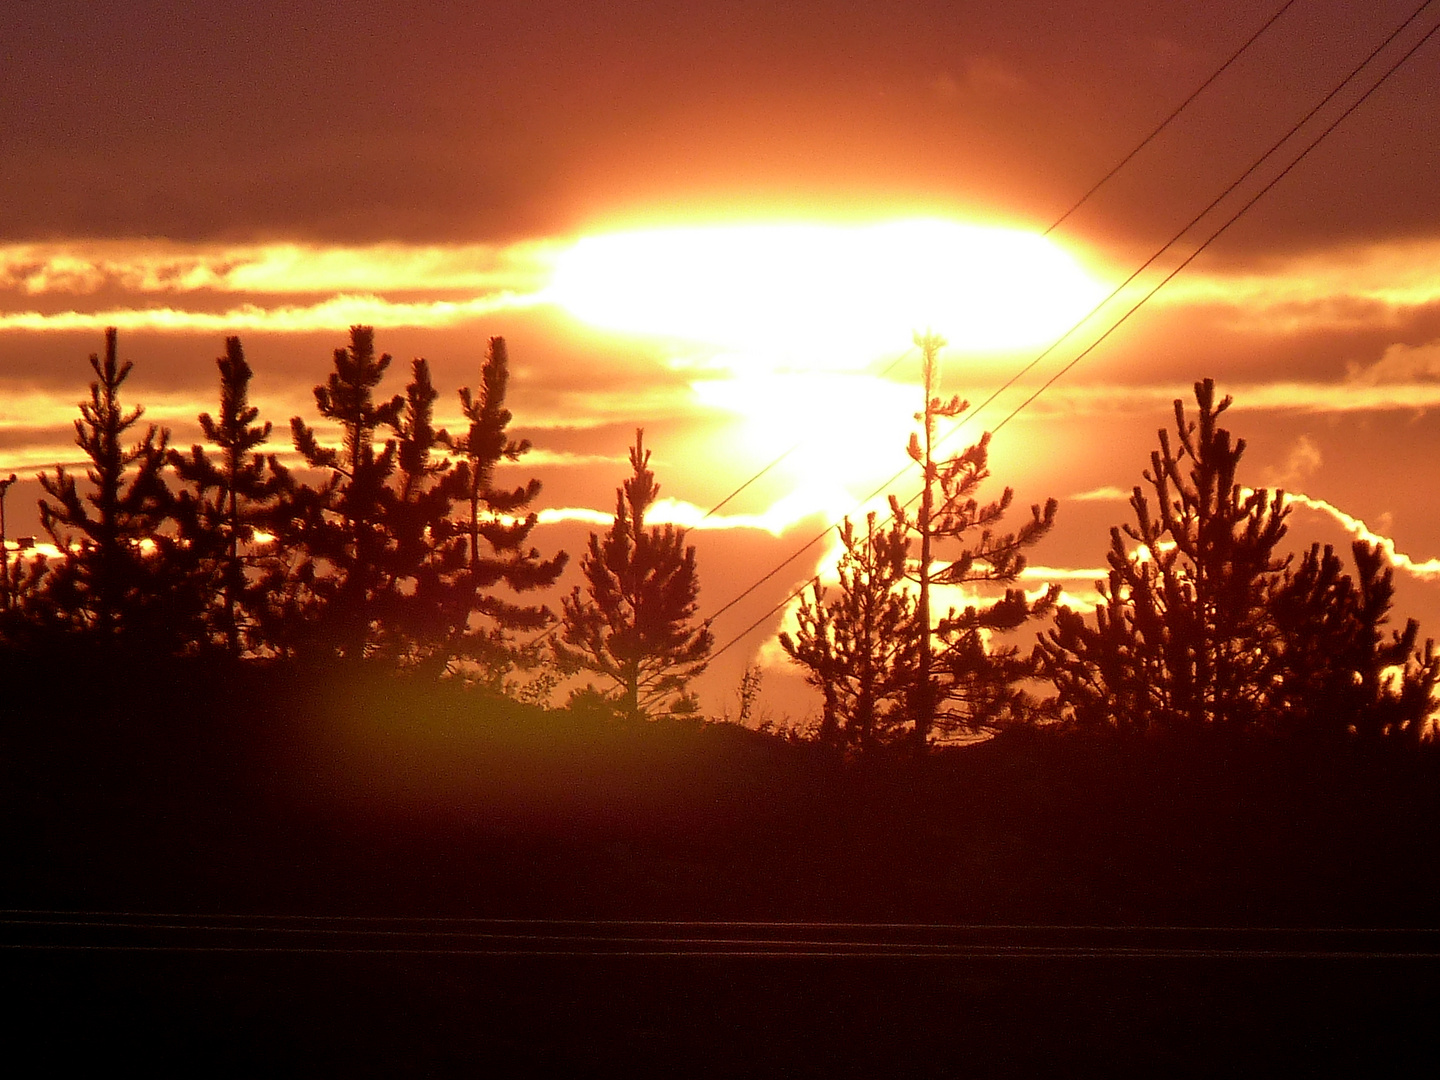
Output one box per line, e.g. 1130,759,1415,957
0,241,558,296
1285,492,1440,582
0,292,544,334
1154,239,1440,333
1346,339,1440,385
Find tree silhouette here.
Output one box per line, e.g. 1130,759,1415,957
1041,381,1289,733
780,512,917,751
36,327,193,648
1268,540,1439,744
169,336,286,656
897,333,1058,747
557,430,712,719
1039,379,1438,740
444,337,567,687
279,325,405,659
366,356,469,669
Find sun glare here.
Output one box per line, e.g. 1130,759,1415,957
546,219,1107,366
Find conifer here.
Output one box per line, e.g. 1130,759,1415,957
896,333,1058,746
169,336,285,655
37,327,190,647
780,512,918,750
278,325,404,659
444,337,567,687
558,430,712,719
1039,378,1439,740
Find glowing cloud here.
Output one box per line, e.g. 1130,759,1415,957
1285,492,1440,582
0,292,542,333
1155,239,1440,332
540,490,840,538
0,241,558,296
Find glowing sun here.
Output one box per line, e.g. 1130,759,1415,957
546,218,1108,366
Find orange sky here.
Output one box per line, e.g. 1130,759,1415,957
5,1,1440,718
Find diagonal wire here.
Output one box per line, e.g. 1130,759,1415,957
694,1,1303,526
1044,0,1304,236
704,1,1440,660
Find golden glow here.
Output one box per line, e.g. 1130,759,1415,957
0,240,557,295
693,371,919,499
546,219,1109,364
0,292,541,333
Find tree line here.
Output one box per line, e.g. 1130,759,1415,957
0,326,710,718
2,326,1436,749
785,338,1439,753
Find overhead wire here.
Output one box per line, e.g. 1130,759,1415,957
6,910,1439,958
696,1,1305,526
703,0,1440,661
992,3,1440,437
1044,0,1303,236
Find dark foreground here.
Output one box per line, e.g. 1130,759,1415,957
5,659,1440,1075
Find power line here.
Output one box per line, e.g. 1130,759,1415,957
6,910,1439,958
696,2,1305,527
704,1,1440,662
699,346,917,521
992,5,1440,436
1044,0,1304,236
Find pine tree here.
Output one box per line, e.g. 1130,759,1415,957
1268,540,1439,744
780,512,918,751
557,430,712,719
169,336,285,656
1040,380,1289,734
368,356,468,668
445,337,567,687
280,325,405,659
896,333,1058,747
36,327,190,647
1037,378,1438,741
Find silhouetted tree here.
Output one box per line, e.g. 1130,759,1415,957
1039,379,1438,741
169,336,286,655
1268,540,1439,745
1041,381,1289,734
443,337,567,687
897,333,1058,747
366,356,468,669
780,512,917,751
278,325,405,659
557,430,712,719
36,327,193,648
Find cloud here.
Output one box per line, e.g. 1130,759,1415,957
1020,565,1109,582
1285,492,1440,581
0,241,559,297
1069,485,1132,502
1013,381,1440,420
1153,239,1440,333
1263,434,1322,490
931,57,1029,103
1346,340,1440,386
0,292,546,334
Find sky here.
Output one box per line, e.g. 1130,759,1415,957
5,0,1440,720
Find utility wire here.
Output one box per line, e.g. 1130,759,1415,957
704,0,1440,661
697,0,1304,526
700,346,917,521
6,910,1438,958
1045,0,1303,235
993,5,1440,437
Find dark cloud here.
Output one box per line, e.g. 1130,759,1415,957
7,2,1437,254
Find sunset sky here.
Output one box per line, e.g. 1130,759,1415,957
5,0,1440,718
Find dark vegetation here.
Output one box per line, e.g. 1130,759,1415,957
5,328,1440,1073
